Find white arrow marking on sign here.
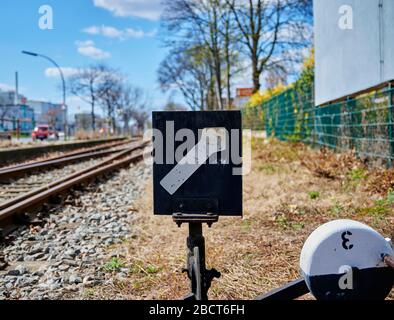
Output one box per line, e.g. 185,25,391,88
160,127,227,195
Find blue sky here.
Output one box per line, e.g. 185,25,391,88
0,0,169,117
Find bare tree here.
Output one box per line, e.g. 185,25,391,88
131,108,149,134
117,85,149,135
162,0,235,110
158,45,212,111
75,113,92,131
265,66,288,89
68,64,109,131
97,69,123,134
221,0,243,108
42,108,58,129
227,0,313,92
163,101,188,112
223,4,234,108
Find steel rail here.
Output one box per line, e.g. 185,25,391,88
0,140,146,212
0,141,148,230
0,139,132,174
0,148,128,181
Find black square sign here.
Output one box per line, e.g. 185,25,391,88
152,111,242,216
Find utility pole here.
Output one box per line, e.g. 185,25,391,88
22,51,68,140
15,71,19,106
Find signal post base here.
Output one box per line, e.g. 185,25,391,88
172,213,221,301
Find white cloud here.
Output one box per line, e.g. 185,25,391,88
0,83,15,92
45,67,81,78
82,26,101,35
93,0,163,21
82,25,157,40
75,40,111,60
100,26,124,38
75,40,95,47
79,46,111,60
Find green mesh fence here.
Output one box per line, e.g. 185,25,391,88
243,85,394,165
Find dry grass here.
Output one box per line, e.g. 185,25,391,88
91,137,393,300
74,130,108,141
0,140,36,149
0,140,13,148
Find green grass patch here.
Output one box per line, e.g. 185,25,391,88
291,222,305,231
104,257,124,272
329,201,344,217
130,261,161,275
358,191,394,218
275,215,289,229
146,264,160,274
241,219,252,231
275,215,305,231
257,164,277,174
347,168,367,182
308,191,320,200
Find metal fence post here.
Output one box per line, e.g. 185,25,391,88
15,119,20,140
346,97,357,152
388,83,394,167
12,117,16,139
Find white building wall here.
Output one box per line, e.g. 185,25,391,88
314,0,394,105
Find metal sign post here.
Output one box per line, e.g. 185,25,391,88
152,111,243,300
173,213,221,300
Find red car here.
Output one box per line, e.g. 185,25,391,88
32,125,59,141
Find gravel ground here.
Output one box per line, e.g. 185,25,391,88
0,161,151,300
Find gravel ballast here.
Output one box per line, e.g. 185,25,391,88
0,154,125,203
0,161,151,300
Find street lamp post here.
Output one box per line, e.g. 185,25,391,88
22,50,68,140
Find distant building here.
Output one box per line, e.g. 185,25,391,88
0,104,35,132
0,90,27,114
234,88,254,109
27,100,65,132
0,90,34,132
0,90,25,106
1,90,65,133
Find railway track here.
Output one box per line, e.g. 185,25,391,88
0,139,133,180
0,139,147,239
